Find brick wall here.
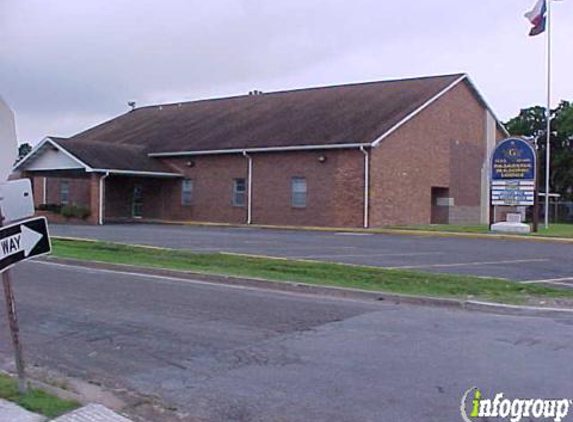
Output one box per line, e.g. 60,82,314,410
156,150,364,228
369,81,495,227
158,155,249,224
27,175,98,223
39,177,91,208
31,177,45,206
249,150,364,228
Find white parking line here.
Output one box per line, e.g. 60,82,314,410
290,252,445,259
386,258,550,270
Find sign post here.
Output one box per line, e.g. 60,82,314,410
532,146,540,233
0,214,28,394
490,138,537,233
0,217,50,395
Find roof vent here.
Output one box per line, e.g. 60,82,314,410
248,90,264,96
127,101,136,111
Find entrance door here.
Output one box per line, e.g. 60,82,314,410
431,187,450,224
132,184,143,218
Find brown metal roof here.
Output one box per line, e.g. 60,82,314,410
69,74,466,154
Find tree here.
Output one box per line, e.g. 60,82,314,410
15,143,32,164
505,101,573,200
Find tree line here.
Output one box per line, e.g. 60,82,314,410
505,101,573,201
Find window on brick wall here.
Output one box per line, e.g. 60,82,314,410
181,179,193,206
60,181,70,205
291,177,307,208
233,178,246,207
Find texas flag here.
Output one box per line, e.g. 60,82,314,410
525,0,547,36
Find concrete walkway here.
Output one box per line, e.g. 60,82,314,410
0,399,45,422
0,400,132,422
52,404,132,422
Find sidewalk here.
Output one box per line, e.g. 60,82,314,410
0,399,45,422
0,400,132,422
52,404,132,422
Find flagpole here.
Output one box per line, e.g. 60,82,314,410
544,0,552,229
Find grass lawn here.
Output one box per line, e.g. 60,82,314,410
533,223,573,238
51,238,573,305
0,373,79,418
390,223,573,239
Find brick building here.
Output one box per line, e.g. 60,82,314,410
15,73,507,228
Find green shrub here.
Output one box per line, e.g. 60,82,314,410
60,206,74,219
61,205,91,220
73,205,91,219
36,204,62,214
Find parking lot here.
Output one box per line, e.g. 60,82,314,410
50,224,573,283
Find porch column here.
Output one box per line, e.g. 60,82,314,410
89,173,107,225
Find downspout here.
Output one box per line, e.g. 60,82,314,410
242,151,253,225
43,177,47,204
360,146,370,229
99,172,110,225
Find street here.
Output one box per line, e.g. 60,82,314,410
1,260,572,421
52,224,573,282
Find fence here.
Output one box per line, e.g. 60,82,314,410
528,200,573,224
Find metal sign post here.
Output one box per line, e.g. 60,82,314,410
532,146,541,233
0,217,51,395
0,210,27,394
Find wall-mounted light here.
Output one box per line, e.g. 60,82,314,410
186,161,195,168
318,155,327,163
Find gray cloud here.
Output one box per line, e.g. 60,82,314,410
1,0,572,143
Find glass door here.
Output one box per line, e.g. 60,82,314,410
132,184,143,218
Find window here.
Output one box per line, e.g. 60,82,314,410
233,178,246,207
60,181,70,205
181,179,193,206
291,177,307,208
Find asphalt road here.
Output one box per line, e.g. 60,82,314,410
1,261,572,422
51,224,573,282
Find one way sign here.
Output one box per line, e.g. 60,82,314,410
0,217,51,273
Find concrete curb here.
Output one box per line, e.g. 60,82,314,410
41,257,573,318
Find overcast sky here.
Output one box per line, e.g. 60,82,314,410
1,0,572,144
